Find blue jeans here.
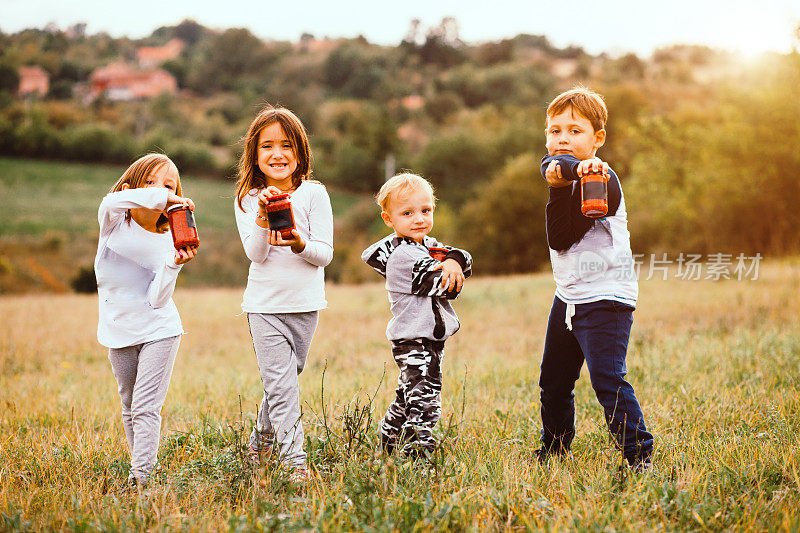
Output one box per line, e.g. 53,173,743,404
539,296,653,465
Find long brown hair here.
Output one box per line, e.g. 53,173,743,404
235,106,312,210
110,153,182,233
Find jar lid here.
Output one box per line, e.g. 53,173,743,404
268,193,291,202
167,204,187,213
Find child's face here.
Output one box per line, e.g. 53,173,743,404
143,163,179,192
123,162,179,194
545,107,606,160
257,122,298,189
381,188,435,244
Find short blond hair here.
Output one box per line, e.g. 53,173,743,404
546,86,608,133
376,173,436,211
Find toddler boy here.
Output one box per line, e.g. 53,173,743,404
362,173,472,457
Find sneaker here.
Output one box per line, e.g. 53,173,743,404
119,475,139,494
630,458,653,475
247,444,273,467
121,475,153,497
533,446,571,464
288,468,312,485
380,435,396,456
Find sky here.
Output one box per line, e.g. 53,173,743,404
1,0,798,58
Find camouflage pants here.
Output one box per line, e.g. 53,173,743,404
381,339,445,456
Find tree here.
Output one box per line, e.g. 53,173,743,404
0,62,19,93
458,153,550,273
191,28,276,93
419,17,464,68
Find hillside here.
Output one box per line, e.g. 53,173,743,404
2,21,800,291
0,157,370,293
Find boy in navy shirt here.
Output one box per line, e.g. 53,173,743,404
537,87,653,470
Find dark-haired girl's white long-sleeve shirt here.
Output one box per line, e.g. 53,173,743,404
95,188,184,348
234,180,334,313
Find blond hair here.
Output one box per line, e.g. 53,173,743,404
376,173,436,211
546,86,608,133
235,105,312,210
110,153,181,233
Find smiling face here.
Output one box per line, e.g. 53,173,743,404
381,188,435,244
545,106,606,160
257,122,298,190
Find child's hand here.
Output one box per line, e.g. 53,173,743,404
174,245,198,265
545,160,572,188
433,258,465,293
577,157,609,177
167,194,195,211
269,228,306,254
257,186,283,207
256,186,284,225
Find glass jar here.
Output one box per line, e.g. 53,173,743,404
580,173,609,218
266,193,296,239
166,205,200,250
428,246,449,262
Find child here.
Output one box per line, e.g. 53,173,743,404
362,173,472,458
537,87,653,470
95,153,198,488
234,106,333,480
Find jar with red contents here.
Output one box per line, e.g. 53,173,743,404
166,205,200,250
428,246,449,262
265,193,296,239
580,173,609,218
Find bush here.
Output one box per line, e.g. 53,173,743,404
167,142,217,175
12,118,62,158
413,132,498,206
70,266,97,293
458,153,549,274
63,124,137,162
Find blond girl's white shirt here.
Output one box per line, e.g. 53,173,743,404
234,180,333,313
95,187,184,348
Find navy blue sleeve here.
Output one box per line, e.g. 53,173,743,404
540,154,581,181
542,154,622,252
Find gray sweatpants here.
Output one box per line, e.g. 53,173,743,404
108,335,180,483
247,312,318,469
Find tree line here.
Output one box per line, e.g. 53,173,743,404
1,19,798,283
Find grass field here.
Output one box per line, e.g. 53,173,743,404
0,157,368,292
2,259,800,531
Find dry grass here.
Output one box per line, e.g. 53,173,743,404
2,259,800,530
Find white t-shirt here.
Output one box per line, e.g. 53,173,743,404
234,181,333,313
95,188,184,348
549,194,638,307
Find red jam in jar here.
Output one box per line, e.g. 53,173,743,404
266,193,296,239
428,246,449,262
166,205,200,250
580,173,609,218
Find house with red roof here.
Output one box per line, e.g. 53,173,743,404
136,38,185,69
18,66,50,97
89,62,178,101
